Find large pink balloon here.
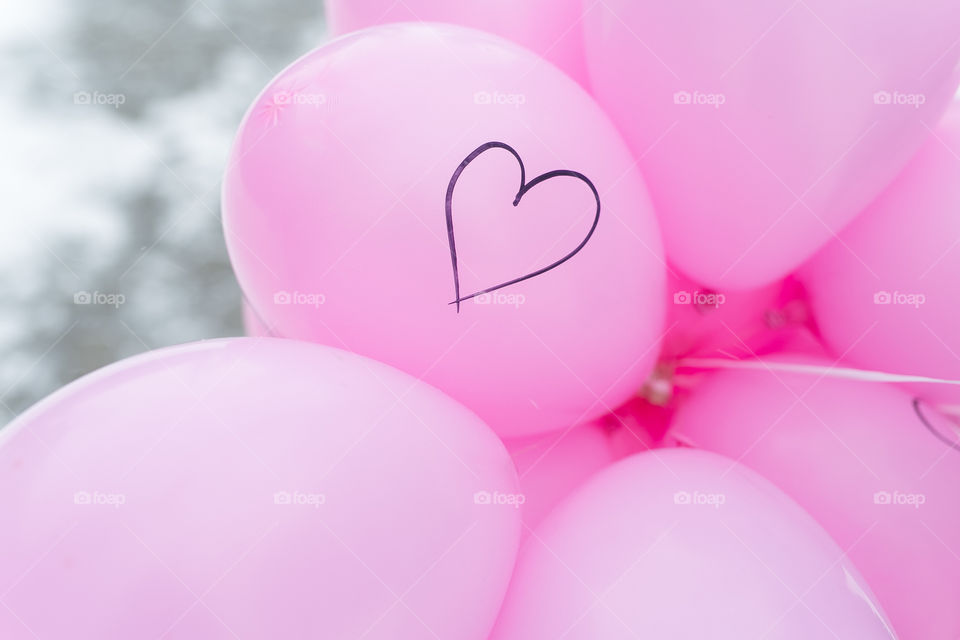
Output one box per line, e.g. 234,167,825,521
505,423,613,535
491,449,895,639
325,0,589,85
667,357,960,639
0,339,520,639
583,1,960,289
802,104,960,408
223,24,666,438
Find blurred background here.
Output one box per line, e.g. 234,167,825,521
0,0,328,426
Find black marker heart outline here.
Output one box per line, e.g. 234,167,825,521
444,141,600,312
913,397,960,453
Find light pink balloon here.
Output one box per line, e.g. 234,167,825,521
490,449,896,639
667,356,960,639
0,339,520,639
325,1,589,85
802,103,960,408
223,24,666,438
583,0,960,289
505,423,614,535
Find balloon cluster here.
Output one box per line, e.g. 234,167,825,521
3,3,960,638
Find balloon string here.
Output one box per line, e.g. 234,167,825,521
676,358,960,386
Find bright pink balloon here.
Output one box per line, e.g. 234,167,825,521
505,423,613,535
802,104,960,408
491,449,895,639
223,24,666,438
667,356,960,639
583,1,960,289
0,339,521,639
325,1,589,85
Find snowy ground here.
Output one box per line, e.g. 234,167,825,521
0,0,328,426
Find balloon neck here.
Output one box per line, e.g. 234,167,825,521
639,363,675,406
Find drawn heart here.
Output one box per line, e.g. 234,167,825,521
444,141,601,312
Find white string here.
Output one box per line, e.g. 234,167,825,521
677,358,960,386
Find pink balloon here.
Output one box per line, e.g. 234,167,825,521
490,449,895,639
223,24,666,438
325,1,589,85
505,423,614,535
801,104,960,408
583,1,960,289
0,339,520,639
667,356,960,639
